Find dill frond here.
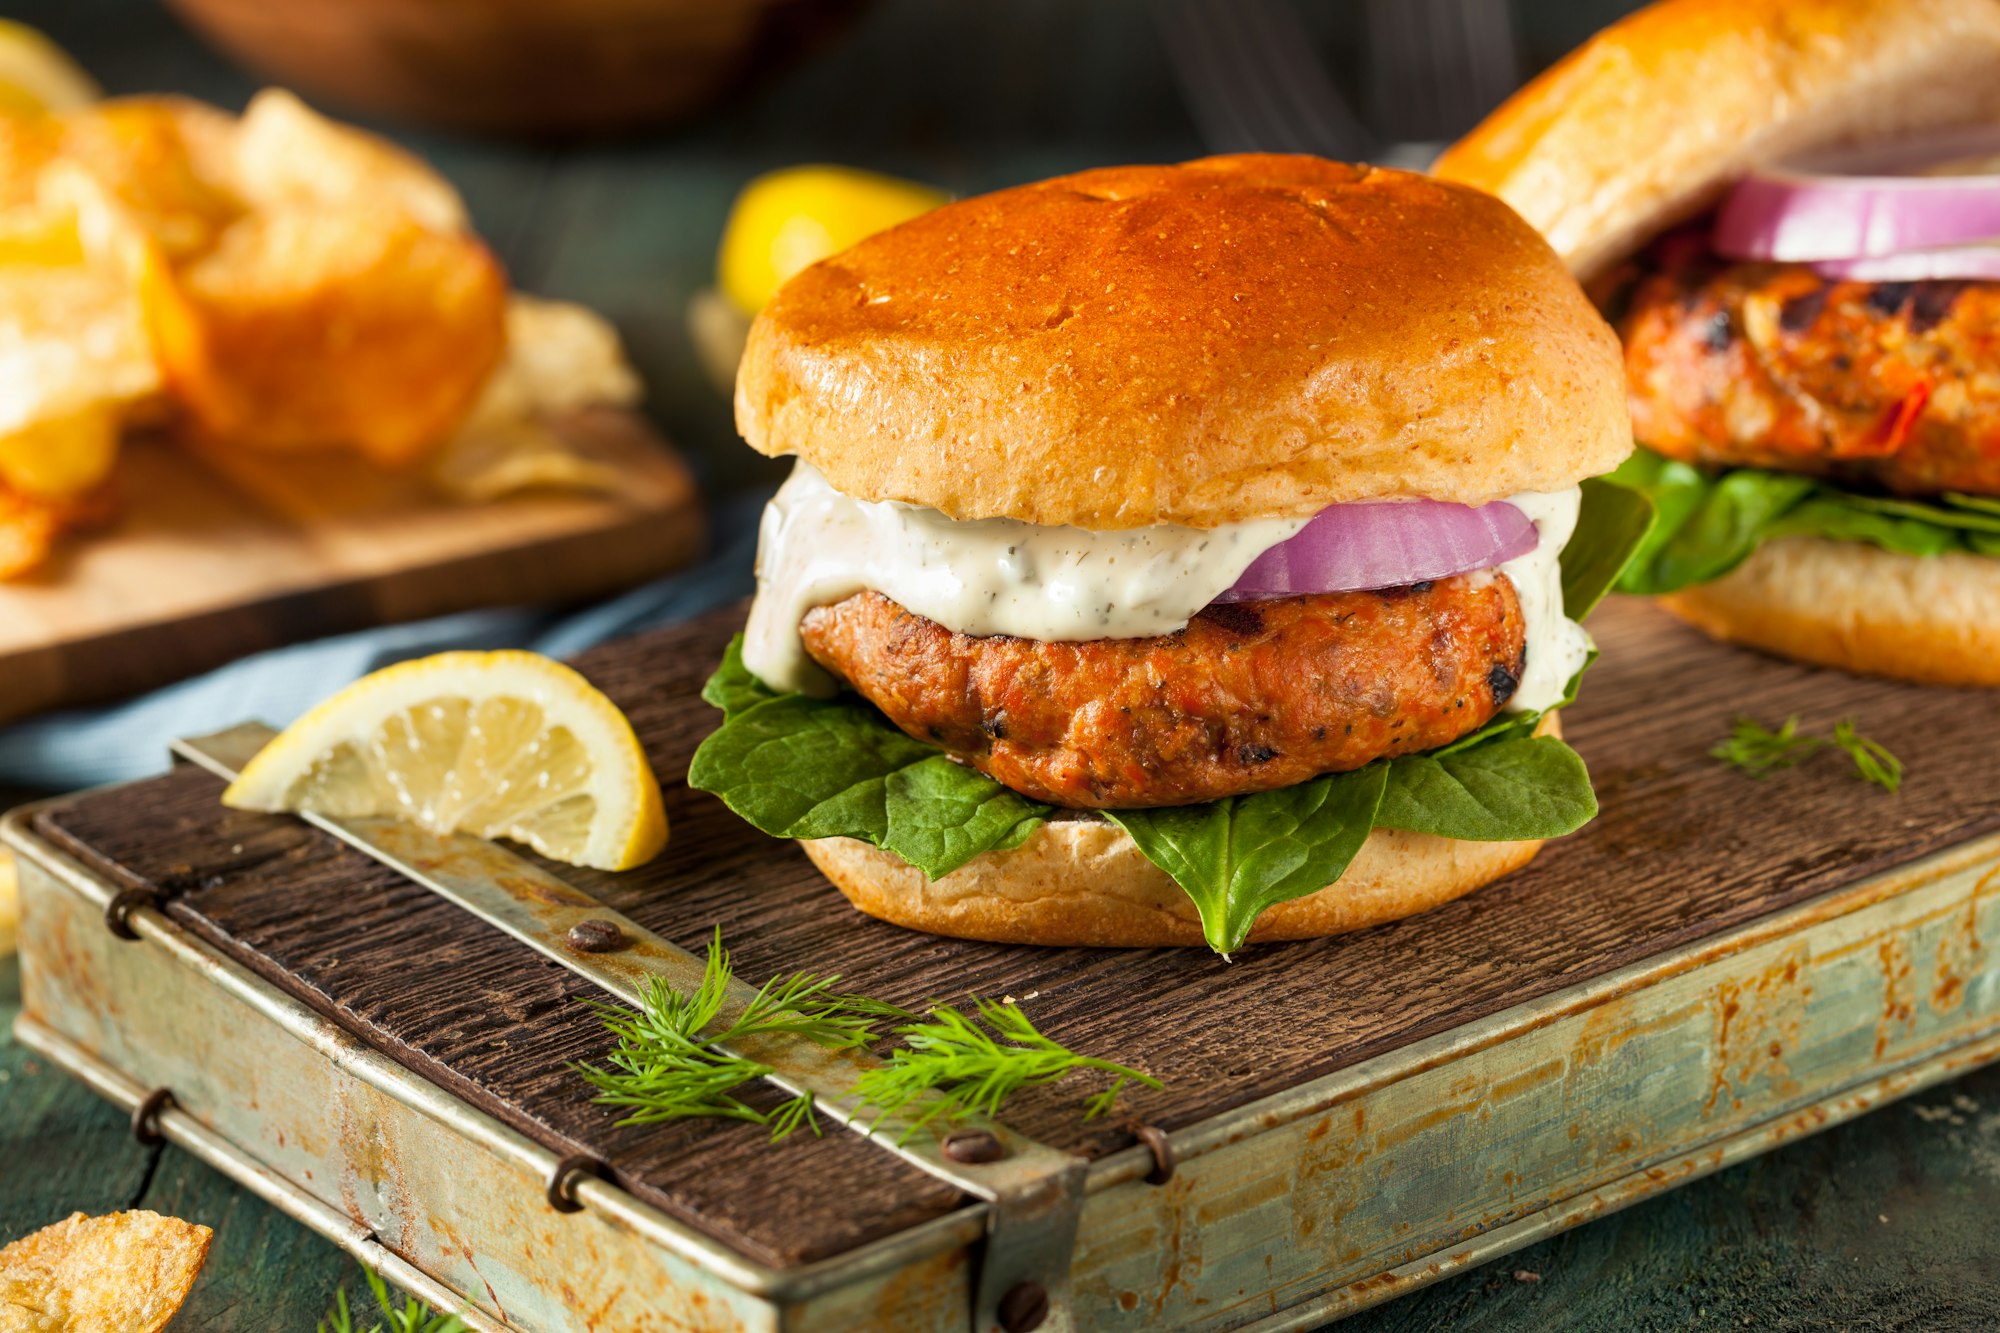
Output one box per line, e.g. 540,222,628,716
852,997,1163,1143
572,927,902,1140
318,1269,468,1333
1711,715,1905,794
1832,718,1904,793
1710,715,1822,777
576,931,1163,1144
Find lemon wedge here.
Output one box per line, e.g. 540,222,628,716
223,651,668,871
0,21,97,118
719,164,946,313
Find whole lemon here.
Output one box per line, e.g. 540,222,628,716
718,165,946,315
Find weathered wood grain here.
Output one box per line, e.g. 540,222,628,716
0,410,704,726
32,594,2000,1270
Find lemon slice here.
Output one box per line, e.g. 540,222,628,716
719,165,947,314
0,21,97,117
223,651,668,871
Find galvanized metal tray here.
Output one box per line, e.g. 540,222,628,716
11,598,2000,1332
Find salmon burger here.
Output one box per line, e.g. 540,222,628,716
691,154,1647,953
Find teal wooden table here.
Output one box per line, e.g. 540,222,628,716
5,1,2000,1327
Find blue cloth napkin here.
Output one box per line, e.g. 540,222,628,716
0,489,768,791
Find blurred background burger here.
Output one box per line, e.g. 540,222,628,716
1437,0,2000,685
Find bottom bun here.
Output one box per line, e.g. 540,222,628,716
1659,536,2000,688
802,821,1541,949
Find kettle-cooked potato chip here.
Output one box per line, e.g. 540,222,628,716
0,848,17,957
159,208,506,465
0,183,163,441
54,97,239,261
0,485,57,577
464,294,641,430
0,478,115,578
0,403,118,500
233,89,466,234
430,295,641,500
0,1209,211,1332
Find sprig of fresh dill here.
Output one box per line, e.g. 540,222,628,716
1711,715,1903,792
1710,715,1824,777
574,928,907,1139
1831,718,1904,793
576,933,1160,1141
318,1268,468,1333
851,997,1164,1142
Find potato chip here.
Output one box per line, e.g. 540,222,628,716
0,485,59,578
0,848,18,958
0,20,99,120
0,403,118,500
431,295,641,499
463,294,641,430
0,1210,211,1332
53,98,239,261
160,208,506,465
0,113,57,212
233,89,466,234
0,190,162,440
431,416,625,502
0,479,114,579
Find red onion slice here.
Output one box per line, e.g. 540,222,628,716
1713,126,2000,263
1813,247,2000,282
1214,499,1538,603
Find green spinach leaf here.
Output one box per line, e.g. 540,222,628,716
1375,735,1597,841
1611,448,2000,594
1562,477,1655,619
1106,766,1389,956
688,639,1052,878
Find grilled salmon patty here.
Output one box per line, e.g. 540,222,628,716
798,575,1527,809
1618,248,2000,496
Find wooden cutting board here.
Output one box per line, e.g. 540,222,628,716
0,408,703,725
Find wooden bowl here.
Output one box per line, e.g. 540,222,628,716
165,0,868,137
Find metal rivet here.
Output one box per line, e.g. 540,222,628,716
942,1128,1006,1164
545,1154,606,1213
565,919,626,953
1134,1123,1176,1186
131,1087,174,1147
996,1280,1049,1332
105,888,159,942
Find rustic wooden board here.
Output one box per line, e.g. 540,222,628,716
31,594,2000,1270
0,408,704,725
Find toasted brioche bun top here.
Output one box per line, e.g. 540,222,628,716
735,154,1629,529
1434,0,2000,282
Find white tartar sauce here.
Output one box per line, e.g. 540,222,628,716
745,461,1589,714
1492,487,1593,714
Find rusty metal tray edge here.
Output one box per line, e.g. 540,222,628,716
1232,1019,2000,1332
23,1004,1999,1333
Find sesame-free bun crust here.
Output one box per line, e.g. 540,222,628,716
1433,0,2000,282
804,821,1540,949
797,716,1563,948
737,155,1629,529
1661,537,2000,687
